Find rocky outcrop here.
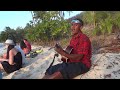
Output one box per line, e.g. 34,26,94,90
3,49,62,79
74,53,120,79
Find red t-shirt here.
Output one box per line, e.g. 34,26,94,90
69,33,92,68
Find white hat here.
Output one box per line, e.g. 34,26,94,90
5,39,15,45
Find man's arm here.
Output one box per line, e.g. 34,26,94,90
55,48,84,61
55,37,90,61
63,52,84,61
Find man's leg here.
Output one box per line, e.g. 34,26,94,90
61,62,89,79
43,62,89,79
42,63,66,79
42,71,63,79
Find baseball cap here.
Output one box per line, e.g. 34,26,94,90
71,20,81,23
71,19,84,26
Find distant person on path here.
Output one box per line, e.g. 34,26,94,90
43,18,92,79
0,39,22,74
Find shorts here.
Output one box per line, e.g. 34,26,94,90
1,61,21,74
46,62,89,79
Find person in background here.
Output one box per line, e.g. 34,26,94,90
0,39,22,74
23,39,31,53
20,40,31,56
15,45,26,65
20,39,39,58
6,38,31,63
0,38,26,65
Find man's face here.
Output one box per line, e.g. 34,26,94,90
71,23,81,35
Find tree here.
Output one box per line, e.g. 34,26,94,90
26,11,71,43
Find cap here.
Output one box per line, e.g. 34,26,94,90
71,19,83,26
71,19,81,24
5,39,15,45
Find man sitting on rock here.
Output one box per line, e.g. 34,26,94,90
42,18,92,79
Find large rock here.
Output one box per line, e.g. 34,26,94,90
3,49,61,79
3,50,120,79
74,53,120,79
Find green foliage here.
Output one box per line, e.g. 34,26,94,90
82,11,119,36
23,11,71,44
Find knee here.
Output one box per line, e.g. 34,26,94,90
42,71,63,79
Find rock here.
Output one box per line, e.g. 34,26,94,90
2,47,120,79
2,48,61,79
74,53,120,79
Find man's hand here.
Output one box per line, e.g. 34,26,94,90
54,44,64,55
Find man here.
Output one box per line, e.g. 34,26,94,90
43,18,92,79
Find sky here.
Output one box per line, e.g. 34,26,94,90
0,11,82,32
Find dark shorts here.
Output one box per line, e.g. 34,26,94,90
46,62,89,79
1,61,21,74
